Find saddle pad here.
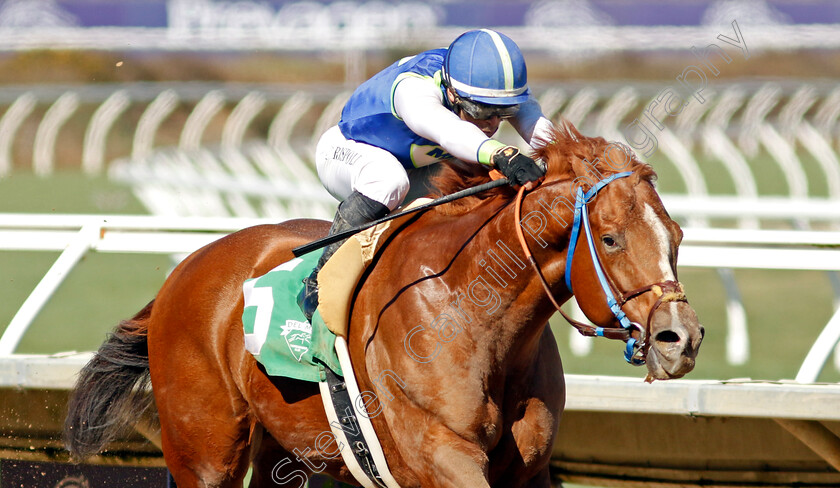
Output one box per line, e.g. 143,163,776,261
241,251,343,382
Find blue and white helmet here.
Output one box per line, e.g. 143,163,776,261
443,29,530,106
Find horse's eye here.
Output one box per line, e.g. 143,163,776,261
602,235,617,248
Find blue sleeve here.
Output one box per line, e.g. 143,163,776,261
509,98,545,142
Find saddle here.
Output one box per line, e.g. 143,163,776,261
317,198,432,337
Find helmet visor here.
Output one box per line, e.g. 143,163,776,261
457,97,520,120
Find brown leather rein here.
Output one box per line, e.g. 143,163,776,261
511,179,687,365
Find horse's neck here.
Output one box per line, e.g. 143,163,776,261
436,195,571,360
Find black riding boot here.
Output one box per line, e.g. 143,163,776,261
298,191,390,322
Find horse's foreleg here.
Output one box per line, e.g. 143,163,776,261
414,423,492,488
494,328,565,488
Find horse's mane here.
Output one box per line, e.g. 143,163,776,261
430,121,657,215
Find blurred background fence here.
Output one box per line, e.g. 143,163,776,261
2,78,840,378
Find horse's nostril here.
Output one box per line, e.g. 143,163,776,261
700,326,706,339
656,330,681,344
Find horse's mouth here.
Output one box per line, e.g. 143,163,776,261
641,304,704,382
644,347,696,382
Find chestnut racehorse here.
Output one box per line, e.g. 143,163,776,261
65,123,703,487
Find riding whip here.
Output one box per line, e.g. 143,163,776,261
292,177,510,257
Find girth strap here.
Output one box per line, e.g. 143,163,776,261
323,366,388,488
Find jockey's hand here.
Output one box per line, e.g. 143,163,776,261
492,145,545,190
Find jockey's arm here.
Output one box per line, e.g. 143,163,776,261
508,98,555,149
394,76,503,166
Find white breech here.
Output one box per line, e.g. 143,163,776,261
315,126,411,211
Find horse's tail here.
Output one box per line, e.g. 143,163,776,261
64,300,157,460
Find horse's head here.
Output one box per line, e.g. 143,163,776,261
531,123,704,381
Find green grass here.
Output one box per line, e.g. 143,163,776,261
0,171,146,214
1,251,169,353
0,171,170,353
551,267,839,382
0,168,838,384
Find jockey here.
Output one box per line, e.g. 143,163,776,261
299,28,554,321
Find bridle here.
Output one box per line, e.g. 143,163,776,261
513,171,687,365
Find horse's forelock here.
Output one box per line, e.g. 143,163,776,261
535,122,656,185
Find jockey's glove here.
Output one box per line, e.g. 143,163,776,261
492,145,545,187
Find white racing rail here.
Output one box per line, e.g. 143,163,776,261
0,213,271,356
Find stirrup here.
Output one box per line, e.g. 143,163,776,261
297,192,389,323
297,274,319,323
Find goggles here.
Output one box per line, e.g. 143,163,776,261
456,97,520,120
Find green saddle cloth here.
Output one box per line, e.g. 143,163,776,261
241,250,342,382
